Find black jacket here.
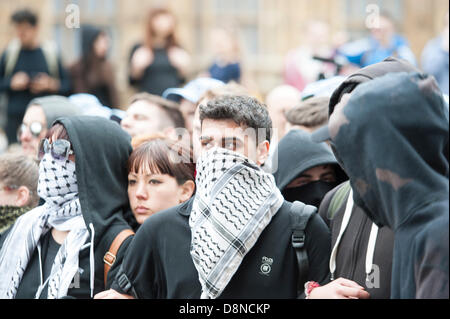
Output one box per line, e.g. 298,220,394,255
111,196,331,298
0,116,136,298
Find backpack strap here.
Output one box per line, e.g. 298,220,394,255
290,200,317,298
327,181,351,220
4,39,21,77
41,40,60,79
103,229,135,287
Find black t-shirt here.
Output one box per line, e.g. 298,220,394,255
128,44,184,96
112,197,331,298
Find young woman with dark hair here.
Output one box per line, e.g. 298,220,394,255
69,25,119,108
127,135,195,225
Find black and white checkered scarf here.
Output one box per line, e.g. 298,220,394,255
0,154,92,299
190,147,284,299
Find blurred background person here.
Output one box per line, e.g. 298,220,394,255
285,96,330,133
0,153,39,235
18,95,81,158
421,12,449,95
337,11,416,68
162,77,224,137
265,84,301,142
128,7,191,96
120,92,185,141
69,25,120,108
205,26,242,84
263,84,301,173
284,20,338,91
0,8,71,145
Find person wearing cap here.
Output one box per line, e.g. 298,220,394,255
18,95,81,158
308,57,421,299
313,72,448,298
162,77,224,136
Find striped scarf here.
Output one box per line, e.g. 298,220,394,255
190,147,284,299
0,154,90,299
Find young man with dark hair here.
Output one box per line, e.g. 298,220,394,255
96,95,332,299
0,9,71,144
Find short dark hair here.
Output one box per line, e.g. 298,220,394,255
128,137,195,186
11,9,38,26
199,95,272,142
285,96,329,128
130,92,185,129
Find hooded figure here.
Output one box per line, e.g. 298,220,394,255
327,72,449,298
0,116,135,298
69,25,119,108
273,129,347,208
308,57,419,299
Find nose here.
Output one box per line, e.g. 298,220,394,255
135,182,148,200
19,126,31,143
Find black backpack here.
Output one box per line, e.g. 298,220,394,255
289,201,317,298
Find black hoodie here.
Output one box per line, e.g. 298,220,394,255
329,72,449,298
0,116,136,298
313,57,420,299
272,129,347,207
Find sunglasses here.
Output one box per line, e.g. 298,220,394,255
17,122,44,141
38,138,74,161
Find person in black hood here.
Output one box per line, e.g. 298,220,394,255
315,72,449,298
0,116,136,298
273,129,347,208
307,57,419,299
69,25,119,108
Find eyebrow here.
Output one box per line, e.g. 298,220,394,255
199,136,243,144
298,171,335,178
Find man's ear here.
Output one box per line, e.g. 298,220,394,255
15,186,31,207
179,180,196,203
256,140,270,166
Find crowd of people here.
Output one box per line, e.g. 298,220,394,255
0,7,448,300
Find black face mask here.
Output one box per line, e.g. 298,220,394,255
282,180,340,208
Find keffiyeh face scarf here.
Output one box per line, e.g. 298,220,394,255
190,147,284,299
0,154,91,299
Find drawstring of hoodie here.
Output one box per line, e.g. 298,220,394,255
89,223,95,298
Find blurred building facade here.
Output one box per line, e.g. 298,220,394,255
0,0,448,104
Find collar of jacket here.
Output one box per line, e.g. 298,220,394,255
177,196,195,217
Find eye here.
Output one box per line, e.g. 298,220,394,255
321,173,336,183
224,143,236,151
149,179,162,185
201,140,213,150
128,179,136,186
